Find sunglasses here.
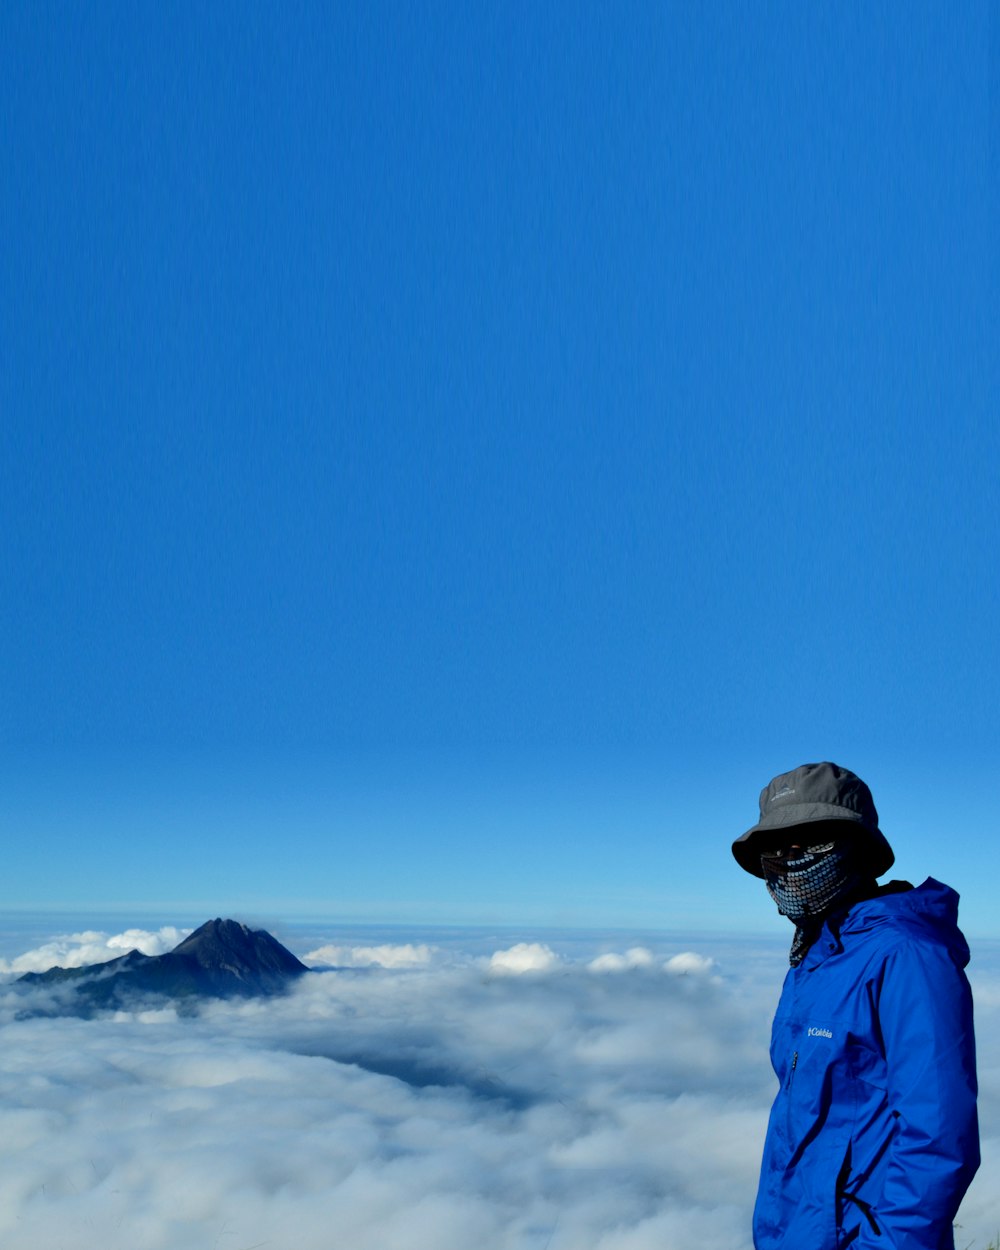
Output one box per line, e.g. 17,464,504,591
759,840,838,867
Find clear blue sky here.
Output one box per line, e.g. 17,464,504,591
2,4,997,933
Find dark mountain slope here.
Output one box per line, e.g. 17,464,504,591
16,919,308,1016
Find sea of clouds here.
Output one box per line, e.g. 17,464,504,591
1,923,998,1250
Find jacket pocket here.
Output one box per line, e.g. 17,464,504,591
836,1144,882,1245
840,1191,881,1237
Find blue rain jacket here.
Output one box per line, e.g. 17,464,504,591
754,878,979,1250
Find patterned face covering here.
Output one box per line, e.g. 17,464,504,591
760,840,865,964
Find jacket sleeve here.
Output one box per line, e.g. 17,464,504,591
854,938,980,1250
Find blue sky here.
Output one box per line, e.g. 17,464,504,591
2,4,997,933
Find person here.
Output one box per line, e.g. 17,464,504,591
732,761,979,1250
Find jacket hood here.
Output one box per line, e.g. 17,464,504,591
840,877,970,969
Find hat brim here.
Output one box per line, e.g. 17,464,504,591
732,803,895,879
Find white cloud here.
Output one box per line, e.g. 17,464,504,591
0,926,191,974
0,928,996,1250
585,949,716,979
488,942,560,974
304,942,435,968
588,946,655,972
664,952,717,977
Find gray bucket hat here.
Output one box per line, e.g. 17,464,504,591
732,761,895,879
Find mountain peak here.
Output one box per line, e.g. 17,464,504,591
173,919,308,978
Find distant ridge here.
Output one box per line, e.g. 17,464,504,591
16,918,308,1016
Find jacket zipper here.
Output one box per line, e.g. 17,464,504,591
785,1050,797,1138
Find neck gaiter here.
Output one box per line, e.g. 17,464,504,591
761,842,866,965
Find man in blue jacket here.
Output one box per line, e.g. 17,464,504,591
733,762,979,1250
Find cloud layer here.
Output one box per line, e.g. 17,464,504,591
0,926,191,974
1,927,997,1250
304,941,435,968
